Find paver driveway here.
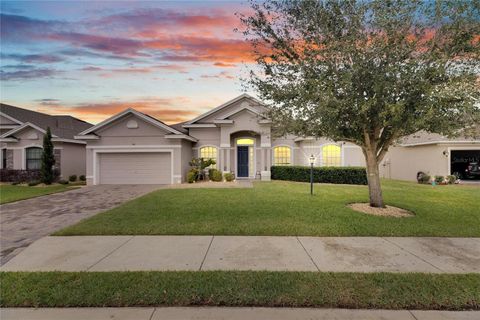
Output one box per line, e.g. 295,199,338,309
0,185,163,265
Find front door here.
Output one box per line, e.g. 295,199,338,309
237,146,249,177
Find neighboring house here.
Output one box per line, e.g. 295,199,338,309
0,104,92,178
74,93,478,185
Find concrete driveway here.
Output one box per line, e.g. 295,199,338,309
0,185,163,265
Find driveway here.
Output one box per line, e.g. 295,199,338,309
0,185,163,265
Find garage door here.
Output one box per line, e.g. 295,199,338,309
99,152,171,184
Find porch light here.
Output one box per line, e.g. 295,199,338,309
309,154,315,195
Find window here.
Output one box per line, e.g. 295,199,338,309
322,144,341,166
236,138,254,145
26,147,42,170
2,149,6,169
273,146,291,165
199,146,217,168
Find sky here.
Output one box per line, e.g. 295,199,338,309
0,0,256,124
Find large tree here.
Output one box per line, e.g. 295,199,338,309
241,0,480,207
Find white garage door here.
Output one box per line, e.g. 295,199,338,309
99,152,171,184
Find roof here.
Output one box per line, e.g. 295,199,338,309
170,121,189,134
78,108,196,142
0,103,92,139
185,93,265,125
399,129,480,146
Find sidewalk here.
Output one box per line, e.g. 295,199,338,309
1,307,478,320
2,236,479,272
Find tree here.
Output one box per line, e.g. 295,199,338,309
41,127,56,184
240,0,480,207
189,157,216,181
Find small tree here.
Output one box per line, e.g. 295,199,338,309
41,127,56,184
189,157,216,181
241,0,480,207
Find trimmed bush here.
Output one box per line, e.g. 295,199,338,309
435,175,445,184
79,175,86,181
446,175,457,184
210,169,223,182
28,181,40,186
271,166,367,185
58,179,69,185
417,172,431,184
224,172,234,182
187,169,198,184
69,175,77,182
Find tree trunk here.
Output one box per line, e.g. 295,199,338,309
364,148,385,208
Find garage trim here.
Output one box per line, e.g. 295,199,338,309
93,148,174,185
447,146,480,176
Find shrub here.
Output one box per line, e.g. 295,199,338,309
446,175,457,184
58,179,69,185
187,169,198,183
11,181,20,185
28,181,40,186
1,169,43,183
210,169,223,182
224,172,234,182
69,175,77,182
417,172,431,184
271,166,367,185
434,175,445,184
79,175,86,181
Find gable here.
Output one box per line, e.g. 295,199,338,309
95,113,171,137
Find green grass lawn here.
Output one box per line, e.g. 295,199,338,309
55,180,480,237
1,271,478,310
0,184,78,204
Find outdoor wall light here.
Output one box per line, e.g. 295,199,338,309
309,154,316,195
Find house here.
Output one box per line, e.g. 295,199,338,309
0,104,92,178
74,93,480,185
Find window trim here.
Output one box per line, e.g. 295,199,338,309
273,145,292,166
25,146,43,170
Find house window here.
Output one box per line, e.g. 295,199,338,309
200,146,217,168
26,147,42,170
2,149,6,169
273,146,291,165
322,144,341,166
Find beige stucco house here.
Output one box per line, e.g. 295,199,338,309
74,94,479,185
0,104,92,178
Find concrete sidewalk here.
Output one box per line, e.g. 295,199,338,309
1,307,479,320
2,236,479,273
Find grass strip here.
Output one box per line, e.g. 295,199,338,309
1,271,479,310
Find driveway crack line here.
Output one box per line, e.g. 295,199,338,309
148,307,156,320
86,236,134,271
296,236,320,271
199,235,214,271
382,237,445,272
408,310,419,320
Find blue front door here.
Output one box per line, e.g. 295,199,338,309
237,146,249,177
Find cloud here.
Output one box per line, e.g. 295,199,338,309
38,97,201,124
0,68,59,81
200,71,235,80
1,53,65,63
214,62,237,67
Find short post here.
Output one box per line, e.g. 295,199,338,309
309,154,316,195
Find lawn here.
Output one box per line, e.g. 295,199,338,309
55,180,480,237
0,184,78,204
1,271,478,310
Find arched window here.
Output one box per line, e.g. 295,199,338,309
26,147,42,170
200,146,217,168
273,146,291,166
322,144,341,166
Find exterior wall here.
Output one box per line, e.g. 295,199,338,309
84,113,183,185
343,144,365,167
380,143,480,181
59,142,87,178
181,139,193,182
198,99,265,123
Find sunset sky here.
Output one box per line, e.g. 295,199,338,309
0,0,256,124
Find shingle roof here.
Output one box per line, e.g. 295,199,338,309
399,129,479,146
0,103,92,139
